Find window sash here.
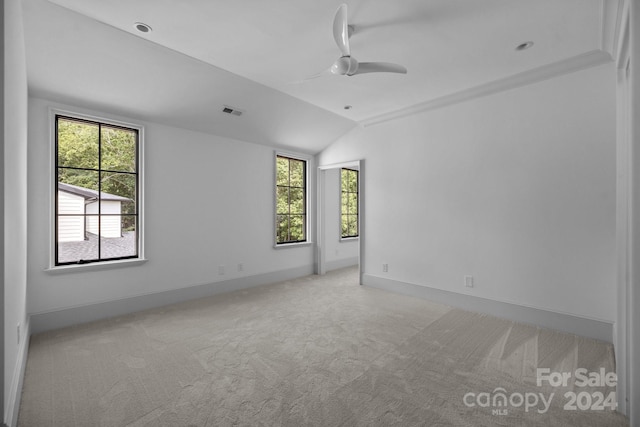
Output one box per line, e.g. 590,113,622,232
276,155,307,244
55,114,140,266
341,168,359,238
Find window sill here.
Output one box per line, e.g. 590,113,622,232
46,258,147,274
273,241,314,250
340,237,359,242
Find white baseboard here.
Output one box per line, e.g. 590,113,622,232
325,257,358,272
30,265,314,334
363,274,613,343
6,317,30,427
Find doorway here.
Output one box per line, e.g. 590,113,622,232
316,160,364,283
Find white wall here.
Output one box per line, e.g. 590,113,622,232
614,0,631,414
322,168,358,270
1,2,5,417
4,0,29,424
628,0,640,422
319,63,617,323
28,97,316,316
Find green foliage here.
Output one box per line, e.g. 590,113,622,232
276,157,289,186
57,118,138,231
341,168,357,193
57,117,137,201
341,215,358,238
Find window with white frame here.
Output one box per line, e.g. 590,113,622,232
54,114,141,265
275,154,307,244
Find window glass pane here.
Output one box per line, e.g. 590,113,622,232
290,215,305,242
123,212,136,234
57,170,99,212
276,157,289,186
57,215,86,244
276,215,289,243
57,118,99,170
276,187,289,215
348,170,358,193
58,168,100,193
57,215,99,264
348,193,358,214
344,169,352,192
341,169,349,192
341,193,348,214
100,217,137,259
101,126,137,172
290,188,304,214
101,172,137,214
290,159,304,188
341,215,348,237
348,216,358,237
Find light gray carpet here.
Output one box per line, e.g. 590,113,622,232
18,267,629,426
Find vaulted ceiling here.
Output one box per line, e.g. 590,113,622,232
22,0,625,153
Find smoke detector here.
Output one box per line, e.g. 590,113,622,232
222,106,244,116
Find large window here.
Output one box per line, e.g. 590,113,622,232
276,155,307,244
55,114,140,265
341,168,359,238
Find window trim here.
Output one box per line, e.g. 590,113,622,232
340,168,359,240
48,108,145,271
274,151,311,247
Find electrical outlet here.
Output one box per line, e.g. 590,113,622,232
237,263,244,272
382,264,389,273
218,265,225,275
465,275,474,288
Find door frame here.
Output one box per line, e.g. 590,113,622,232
316,160,364,284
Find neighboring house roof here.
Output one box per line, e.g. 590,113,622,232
58,182,131,202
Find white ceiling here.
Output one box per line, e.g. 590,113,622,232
22,0,624,153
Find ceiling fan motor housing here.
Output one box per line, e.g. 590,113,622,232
331,56,359,76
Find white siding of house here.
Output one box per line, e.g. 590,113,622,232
57,191,85,242
86,201,122,238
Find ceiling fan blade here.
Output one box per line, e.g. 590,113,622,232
333,4,350,57
352,62,407,75
289,70,328,84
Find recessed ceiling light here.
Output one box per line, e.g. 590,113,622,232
516,41,534,51
344,105,352,110
134,22,152,33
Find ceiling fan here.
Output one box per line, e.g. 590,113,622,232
329,3,407,77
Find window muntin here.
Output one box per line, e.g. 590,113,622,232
276,155,307,244
55,115,140,265
341,168,359,238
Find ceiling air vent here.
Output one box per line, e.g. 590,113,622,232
222,106,244,116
